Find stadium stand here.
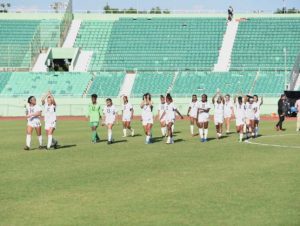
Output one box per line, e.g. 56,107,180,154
74,17,226,71
131,72,174,96
0,72,12,92
74,20,114,71
87,72,125,97
231,18,300,71
0,72,91,96
252,72,285,95
0,20,40,68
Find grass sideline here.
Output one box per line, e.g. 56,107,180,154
1,120,300,226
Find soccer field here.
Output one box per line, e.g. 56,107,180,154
1,119,300,226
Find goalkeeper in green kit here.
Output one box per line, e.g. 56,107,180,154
87,94,102,143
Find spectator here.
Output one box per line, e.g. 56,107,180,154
276,94,288,131
228,6,234,21
295,97,300,131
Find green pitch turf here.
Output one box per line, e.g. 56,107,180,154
1,120,300,226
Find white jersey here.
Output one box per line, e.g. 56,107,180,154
165,102,177,122
245,102,256,120
189,101,199,118
26,104,42,127
254,101,261,120
44,103,56,123
141,104,153,125
235,103,246,119
224,100,234,117
122,103,133,120
158,103,166,118
214,102,224,116
198,101,211,122
103,105,117,124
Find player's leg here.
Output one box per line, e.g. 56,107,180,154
198,122,204,142
166,122,174,144
297,112,300,131
238,124,244,142
225,117,230,133
127,121,134,137
107,124,113,144
122,121,127,137
254,120,259,137
91,124,97,143
145,123,152,144
46,127,56,149
25,126,33,150
160,120,166,137
203,121,209,142
35,126,43,148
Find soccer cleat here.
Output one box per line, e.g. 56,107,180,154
39,146,44,150
24,146,30,151
200,138,204,142
53,141,58,149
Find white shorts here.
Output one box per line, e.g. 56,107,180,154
254,114,260,121
142,117,153,126
105,117,115,125
198,113,209,123
122,115,131,122
189,112,197,119
224,111,232,118
165,117,175,124
27,119,41,128
214,116,224,125
45,121,56,130
236,118,245,126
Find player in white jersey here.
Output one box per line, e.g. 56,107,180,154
141,93,153,144
102,98,117,144
158,95,167,137
197,94,211,142
245,96,257,139
187,94,199,136
212,93,225,139
122,96,134,137
160,94,184,144
234,96,246,142
224,94,234,134
253,95,263,137
41,91,58,150
24,96,43,150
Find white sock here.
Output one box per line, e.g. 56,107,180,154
167,136,170,143
255,127,259,135
239,133,243,141
26,134,31,147
190,125,194,135
108,129,112,141
146,135,150,143
38,136,42,146
171,124,174,133
47,135,53,149
204,129,208,139
161,127,166,136
123,128,127,137
199,128,204,138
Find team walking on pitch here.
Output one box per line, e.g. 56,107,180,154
23,91,264,150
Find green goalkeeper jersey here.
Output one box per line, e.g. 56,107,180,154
88,103,101,122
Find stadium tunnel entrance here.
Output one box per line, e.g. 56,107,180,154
44,48,80,72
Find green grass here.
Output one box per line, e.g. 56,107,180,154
1,120,300,226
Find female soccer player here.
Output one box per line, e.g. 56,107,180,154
187,94,198,136
122,95,134,137
141,93,153,144
224,94,234,134
253,95,263,137
158,95,166,137
160,93,184,144
245,96,257,139
24,96,43,150
41,91,58,150
234,96,246,142
87,94,101,143
102,98,117,144
197,94,211,142
212,93,225,139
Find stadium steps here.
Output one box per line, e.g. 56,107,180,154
63,19,82,48
118,72,136,97
249,71,260,94
167,71,179,94
73,50,93,72
214,21,239,72
32,52,48,72
82,72,95,97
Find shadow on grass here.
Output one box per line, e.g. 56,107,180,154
56,144,77,149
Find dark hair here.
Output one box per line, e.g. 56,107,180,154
225,94,230,97
27,96,35,104
106,98,112,102
192,94,197,97
202,94,208,99
91,94,97,99
253,95,258,98
238,96,243,102
143,93,151,101
166,93,173,102
160,95,165,99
